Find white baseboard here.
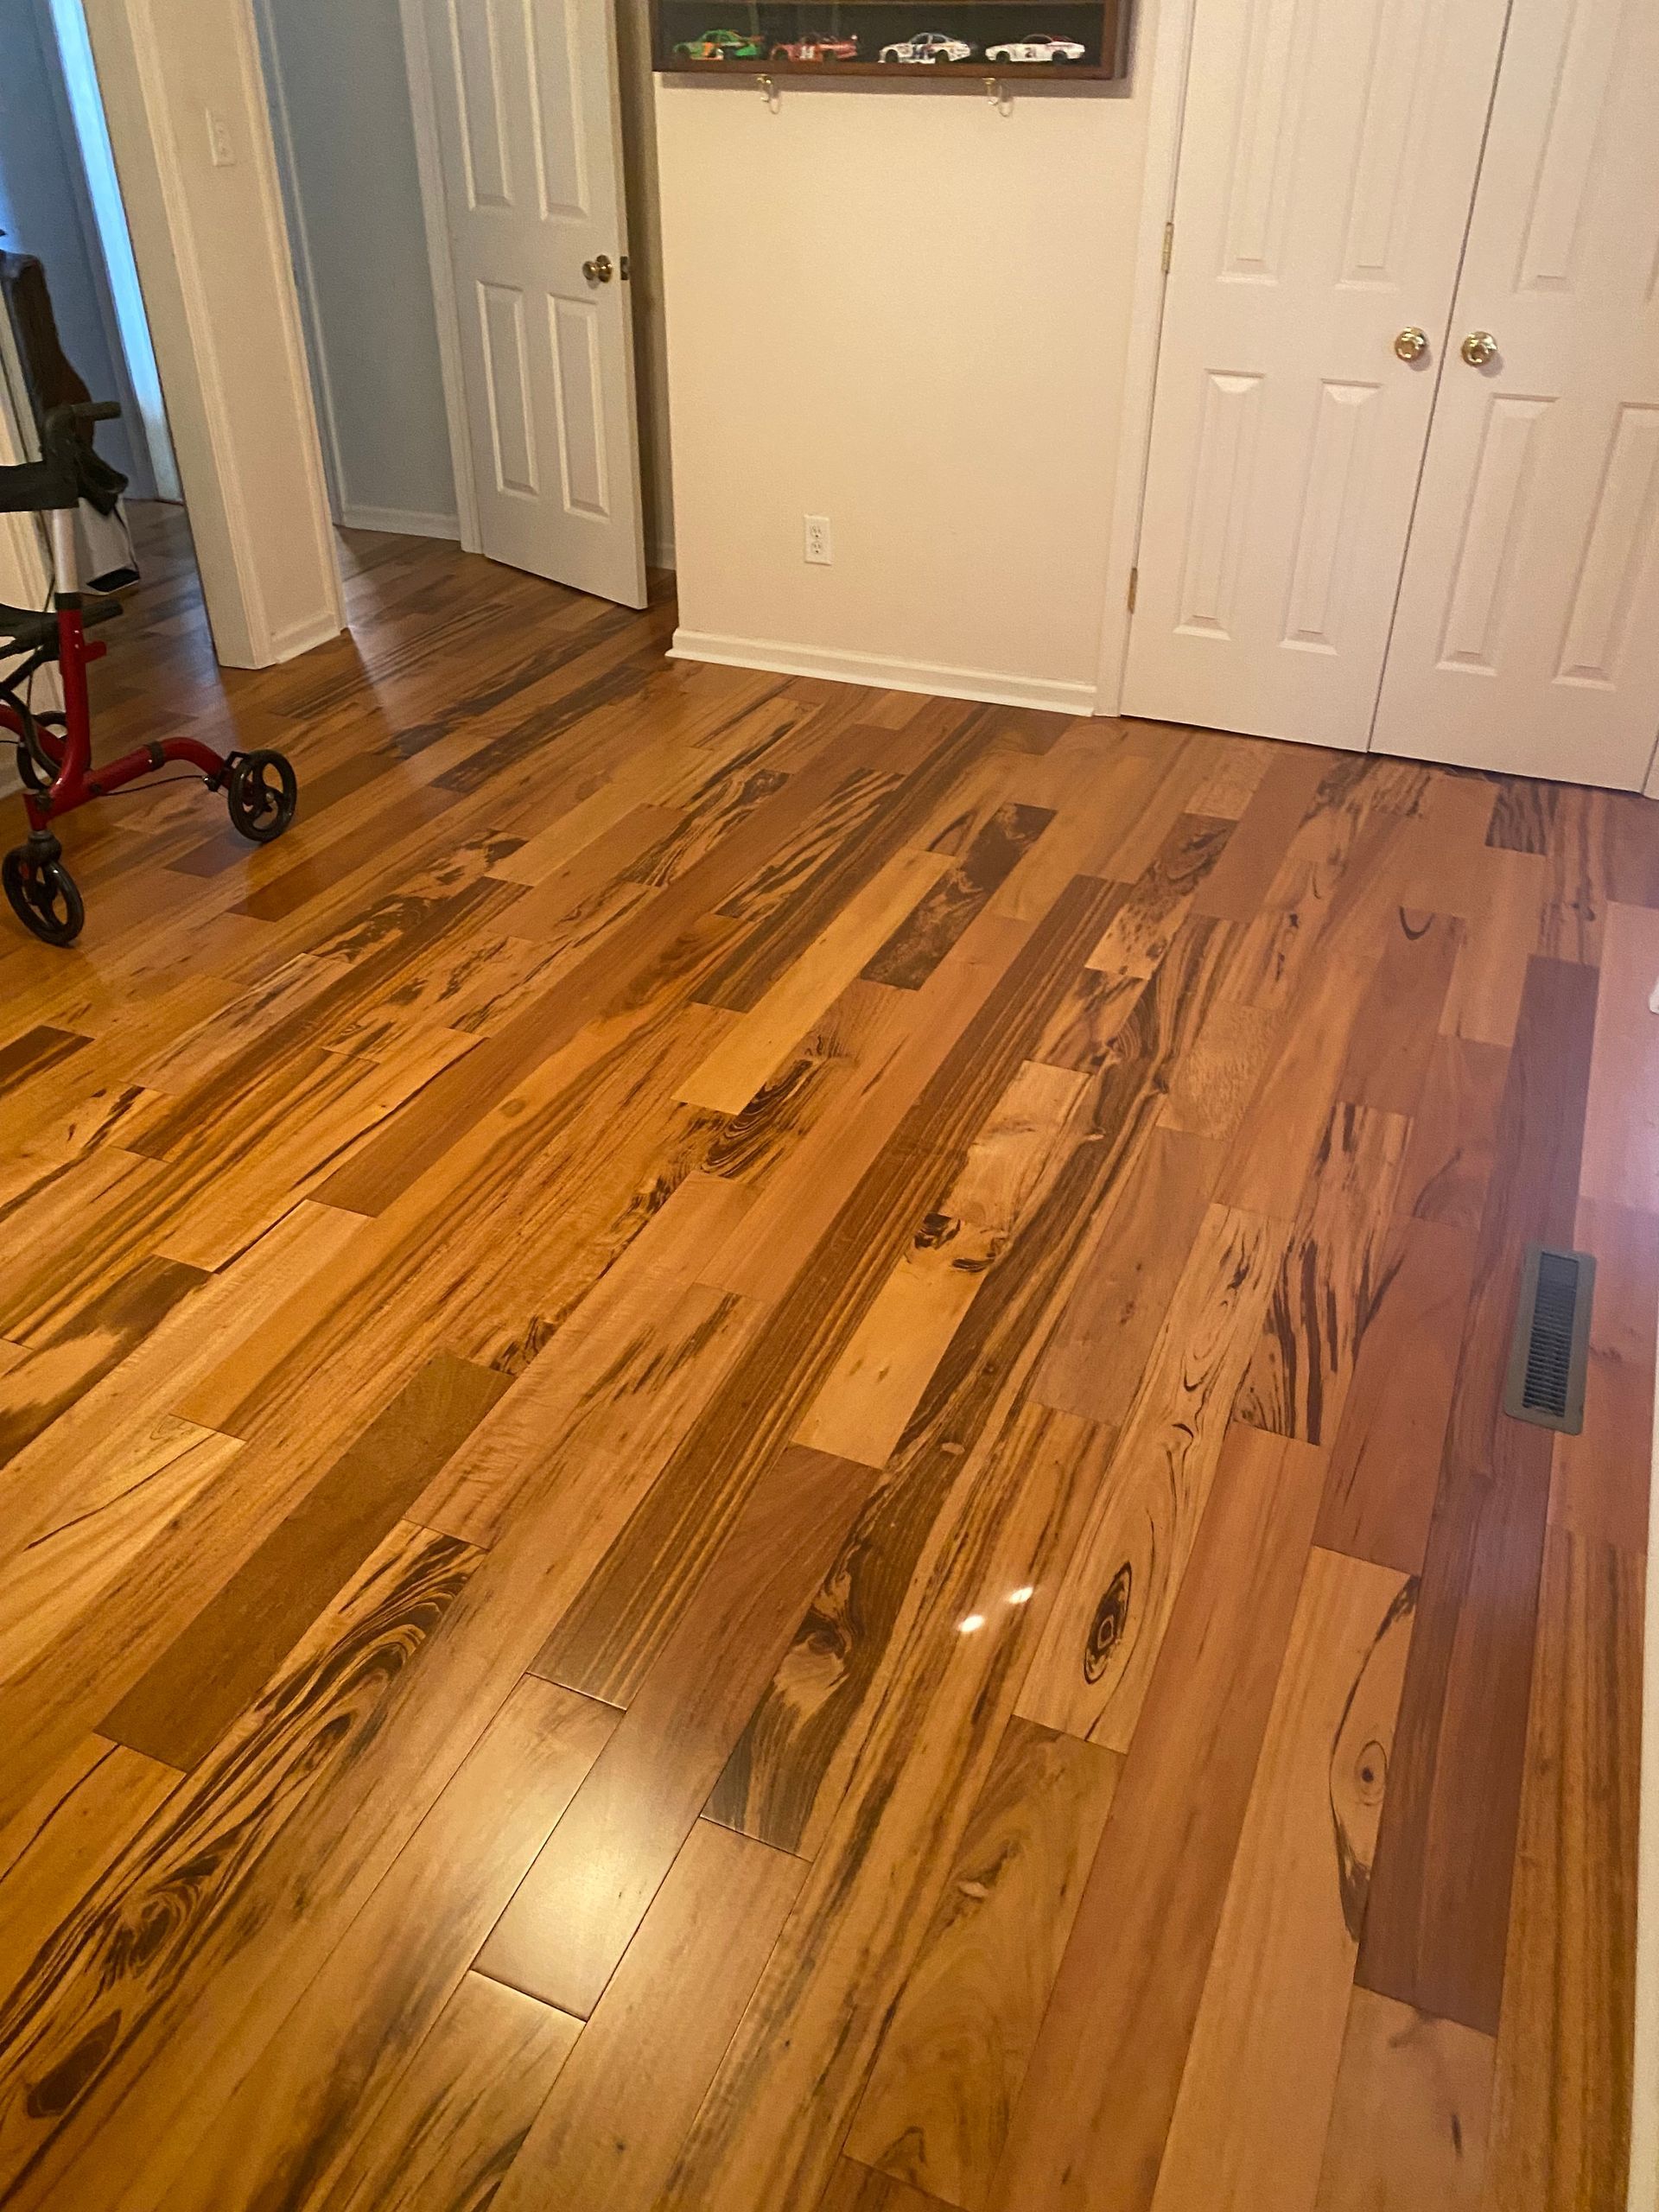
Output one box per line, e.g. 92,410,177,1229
267,607,346,665
669,628,1098,718
339,505,461,541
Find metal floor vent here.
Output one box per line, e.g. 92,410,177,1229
1503,1244,1595,1434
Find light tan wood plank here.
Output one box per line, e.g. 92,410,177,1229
1313,1990,1494,2211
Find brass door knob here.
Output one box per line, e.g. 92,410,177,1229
1460,330,1498,366
1394,327,1429,363
582,254,614,284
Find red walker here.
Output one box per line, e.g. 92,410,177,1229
0,400,297,945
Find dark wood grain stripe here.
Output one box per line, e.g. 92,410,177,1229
860,802,1054,990
0,1028,93,1099
101,1354,509,1769
0,1255,208,1471
0,1524,480,2191
1486,782,1558,855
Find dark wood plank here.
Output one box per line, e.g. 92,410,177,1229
101,1353,509,1768
1357,956,1599,2036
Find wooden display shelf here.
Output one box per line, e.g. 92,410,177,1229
656,0,1129,81
658,57,1122,75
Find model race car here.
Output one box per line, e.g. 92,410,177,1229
674,27,766,55
984,33,1087,59
771,31,859,58
879,29,974,60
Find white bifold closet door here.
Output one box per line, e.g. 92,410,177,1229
1370,0,1659,788
1121,0,1513,752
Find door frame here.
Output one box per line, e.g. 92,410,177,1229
1091,0,1200,720
394,0,482,557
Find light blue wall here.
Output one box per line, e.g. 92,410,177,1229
0,0,151,492
258,0,457,531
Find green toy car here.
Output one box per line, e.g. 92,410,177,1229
674,27,766,56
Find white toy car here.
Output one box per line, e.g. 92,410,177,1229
985,34,1086,59
880,29,974,61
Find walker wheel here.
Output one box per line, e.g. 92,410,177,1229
3,847,84,946
226,750,298,844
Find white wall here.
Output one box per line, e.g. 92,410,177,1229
656,70,1156,711
256,0,458,537
84,0,343,667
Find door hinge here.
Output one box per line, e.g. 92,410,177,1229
1127,564,1139,613
1161,222,1173,274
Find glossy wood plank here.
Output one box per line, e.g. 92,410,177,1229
490,1820,804,2212
986,1425,1329,2212
0,1253,207,1468
1358,957,1599,2036
102,1351,508,1767
1579,899,1659,1211
1480,1529,1641,2212
482,1444,869,2015
0,1521,481,2202
817,2159,961,2212
1019,1213,1287,1754
1335,910,1463,1116
845,1716,1122,2209
798,1058,1089,1468
1148,1549,1415,2212
678,845,950,1115
1236,1102,1411,1446
1313,1989,1494,2212
1316,1217,1478,1577
861,800,1055,990
157,1675,613,2212
318,1974,579,2212
0,1742,179,2004
1394,1035,1510,1230
664,1401,1103,2210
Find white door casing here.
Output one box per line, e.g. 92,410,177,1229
1371,0,1659,789
1122,0,1512,751
423,0,646,607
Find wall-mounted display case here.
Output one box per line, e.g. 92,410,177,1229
653,0,1130,81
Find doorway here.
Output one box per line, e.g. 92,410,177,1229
252,0,671,610
1121,0,1659,793
0,0,187,601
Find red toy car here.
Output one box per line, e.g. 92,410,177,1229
770,32,858,58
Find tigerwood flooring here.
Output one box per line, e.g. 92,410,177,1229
0,502,1648,2211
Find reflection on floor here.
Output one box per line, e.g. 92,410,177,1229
0,502,1647,2211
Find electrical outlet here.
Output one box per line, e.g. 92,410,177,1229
804,514,832,565
206,109,236,168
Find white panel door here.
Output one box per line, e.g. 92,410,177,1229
1122,0,1511,749
426,0,646,606
1371,0,1659,788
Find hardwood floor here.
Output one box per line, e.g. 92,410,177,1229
0,502,1647,2210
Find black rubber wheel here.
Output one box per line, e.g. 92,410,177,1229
3,848,84,946
226,749,298,844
